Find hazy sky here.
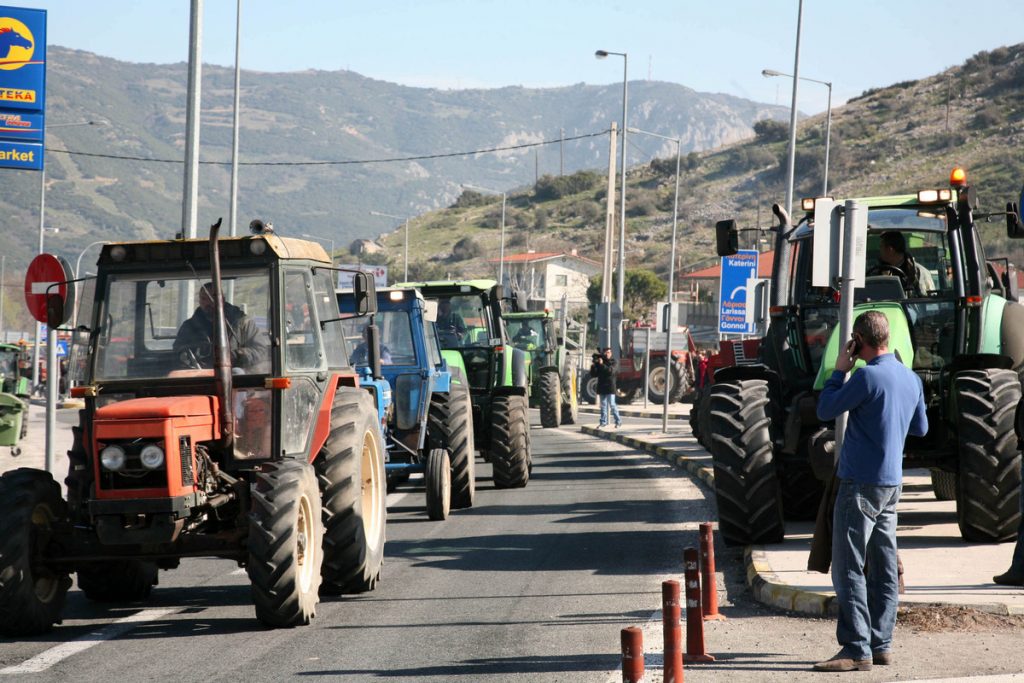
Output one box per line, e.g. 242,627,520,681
3,0,1023,115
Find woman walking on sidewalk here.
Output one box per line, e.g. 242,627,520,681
591,347,621,430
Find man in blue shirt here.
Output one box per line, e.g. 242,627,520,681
813,311,928,672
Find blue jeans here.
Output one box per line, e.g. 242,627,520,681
831,481,902,661
599,393,621,427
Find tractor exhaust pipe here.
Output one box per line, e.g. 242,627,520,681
208,218,234,449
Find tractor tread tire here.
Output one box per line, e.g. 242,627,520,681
955,369,1022,543
0,468,71,636
560,365,579,425
581,372,598,405
930,469,957,501
490,394,530,489
539,370,561,428
647,361,686,405
425,448,451,521
77,560,159,603
707,380,785,546
247,460,323,627
315,388,387,594
428,382,476,510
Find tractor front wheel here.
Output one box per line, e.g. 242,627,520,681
539,370,561,428
647,361,685,405
490,394,530,488
248,460,323,627
560,364,579,425
955,369,1022,542
581,372,598,405
315,388,387,594
0,468,71,636
930,468,957,501
707,380,785,546
428,382,475,509
425,449,451,521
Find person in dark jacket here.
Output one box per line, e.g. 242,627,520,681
173,283,269,372
590,347,621,429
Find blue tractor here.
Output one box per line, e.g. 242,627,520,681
338,287,475,519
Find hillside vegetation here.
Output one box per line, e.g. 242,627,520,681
375,44,1024,290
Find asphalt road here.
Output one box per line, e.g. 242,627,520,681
0,413,715,682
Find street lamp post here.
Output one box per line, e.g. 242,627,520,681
628,127,682,433
462,184,507,287
595,49,629,329
301,233,335,263
782,0,804,215
369,210,412,281
762,67,832,197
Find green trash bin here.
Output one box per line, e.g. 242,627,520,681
0,392,26,447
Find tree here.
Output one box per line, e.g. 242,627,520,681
753,119,788,143
586,269,667,323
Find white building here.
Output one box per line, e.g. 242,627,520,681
492,250,600,312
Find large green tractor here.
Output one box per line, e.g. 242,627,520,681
706,170,1024,546
503,310,580,428
397,280,532,488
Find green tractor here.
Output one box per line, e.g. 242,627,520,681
705,170,1024,546
503,309,580,428
397,280,532,488
0,343,31,455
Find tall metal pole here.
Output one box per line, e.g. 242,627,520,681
32,168,44,390
783,0,803,216
498,192,507,287
662,135,682,433
617,55,629,332
0,255,6,340
404,218,409,281
822,82,832,197
181,0,204,239
603,124,617,348
229,0,242,237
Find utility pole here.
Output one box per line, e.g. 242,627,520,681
602,123,618,348
181,0,204,239
559,127,564,176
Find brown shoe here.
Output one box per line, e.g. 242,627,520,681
873,651,893,665
813,652,872,672
993,570,1024,586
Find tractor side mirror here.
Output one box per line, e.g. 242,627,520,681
715,219,739,257
1007,185,1024,239
46,293,67,329
422,299,438,322
353,272,377,315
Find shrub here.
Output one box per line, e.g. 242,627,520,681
753,119,788,143
534,170,602,201
451,236,482,261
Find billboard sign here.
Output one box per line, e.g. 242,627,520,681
0,6,45,170
718,249,759,335
336,264,388,289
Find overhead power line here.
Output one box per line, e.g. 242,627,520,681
44,130,610,167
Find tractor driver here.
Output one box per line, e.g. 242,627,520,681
173,283,270,372
435,298,467,346
870,232,935,297
513,323,539,350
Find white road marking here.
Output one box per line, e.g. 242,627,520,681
0,607,180,675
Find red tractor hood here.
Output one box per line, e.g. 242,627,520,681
95,395,221,420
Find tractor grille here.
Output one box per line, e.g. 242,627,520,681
179,436,193,486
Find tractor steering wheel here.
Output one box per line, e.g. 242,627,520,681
868,263,909,282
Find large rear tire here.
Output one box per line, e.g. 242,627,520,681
490,394,530,488
429,381,475,509
955,369,1022,542
581,372,598,405
248,460,323,627
647,361,685,405
314,388,387,594
778,449,824,521
0,468,71,636
425,448,451,521
560,364,579,425
77,560,159,603
707,380,785,546
688,388,703,440
539,370,561,428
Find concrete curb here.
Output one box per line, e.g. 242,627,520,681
578,405,687,420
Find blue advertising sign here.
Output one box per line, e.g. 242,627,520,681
0,7,45,111
0,138,40,168
718,249,759,335
0,6,44,172
55,340,66,357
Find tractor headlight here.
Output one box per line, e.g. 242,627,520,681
139,444,165,470
100,445,127,471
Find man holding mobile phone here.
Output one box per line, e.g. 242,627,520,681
812,311,928,672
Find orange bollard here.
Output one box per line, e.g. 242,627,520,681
662,580,684,683
699,522,726,621
683,547,715,663
621,626,645,683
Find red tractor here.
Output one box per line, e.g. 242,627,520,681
582,325,697,404
0,221,389,634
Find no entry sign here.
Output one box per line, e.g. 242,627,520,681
24,252,72,324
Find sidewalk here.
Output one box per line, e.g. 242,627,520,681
579,402,1024,617
0,400,78,480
